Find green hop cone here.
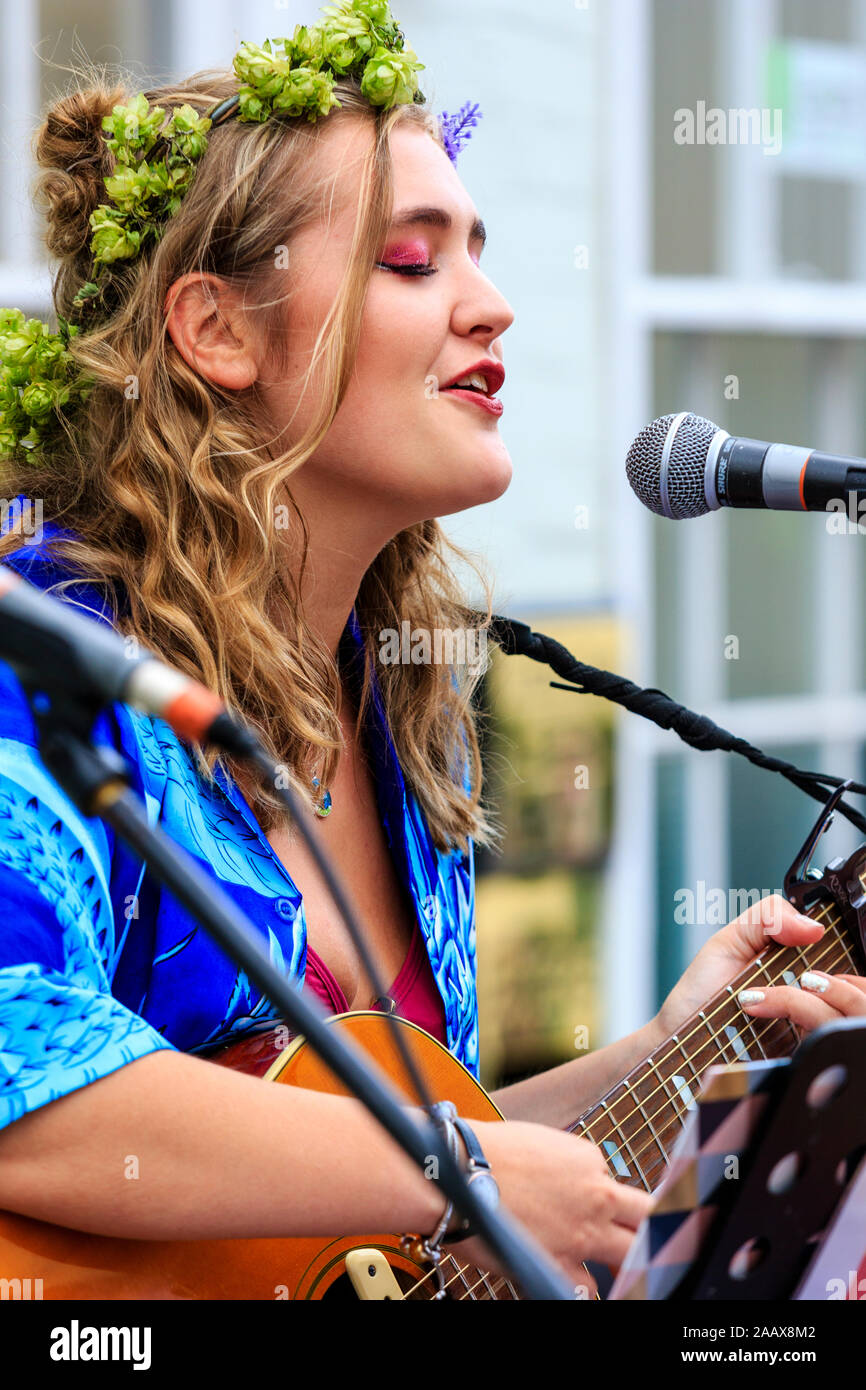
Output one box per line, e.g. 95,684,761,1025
289,25,326,68
319,29,358,74
103,160,168,214
166,104,212,161
236,87,269,123
20,381,56,420
324,0,393,29
321,13,377,62
0,320,42,371
102,94,166,162
234,40,293,99
271,68,339,121
0,423,19,458
33,334,66,376
90,207,143,265
360,45,423,108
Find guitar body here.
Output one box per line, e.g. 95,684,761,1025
0,1013,512,1301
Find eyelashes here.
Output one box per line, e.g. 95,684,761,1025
375,261,438,277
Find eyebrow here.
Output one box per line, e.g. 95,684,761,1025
389,205,487,247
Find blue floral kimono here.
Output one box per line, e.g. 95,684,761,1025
0,526,479,1131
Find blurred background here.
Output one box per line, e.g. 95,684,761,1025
5,0,866,1092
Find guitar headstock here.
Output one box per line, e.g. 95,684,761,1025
784,782,866,970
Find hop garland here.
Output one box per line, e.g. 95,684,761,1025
0,310,92,464
0,0,459,467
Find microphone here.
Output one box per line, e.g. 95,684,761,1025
625,410,866,519
0,565,234,746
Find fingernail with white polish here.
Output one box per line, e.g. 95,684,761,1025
738,990,765,1005
797,913,820,928
800,971,830,994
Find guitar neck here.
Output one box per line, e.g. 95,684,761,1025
567,897,861,1194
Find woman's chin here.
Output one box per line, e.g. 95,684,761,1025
432,451,513,515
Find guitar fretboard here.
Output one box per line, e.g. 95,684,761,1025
568,893,863,1193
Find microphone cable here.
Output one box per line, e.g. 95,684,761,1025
485,612,866,838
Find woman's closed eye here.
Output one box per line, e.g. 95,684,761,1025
375,239,437,276
375,259,437,277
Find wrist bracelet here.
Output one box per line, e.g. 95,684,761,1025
441,1114,500,1244
421,1100,462,1260
420,1101,501,1266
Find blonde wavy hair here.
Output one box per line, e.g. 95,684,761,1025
0,63,503,854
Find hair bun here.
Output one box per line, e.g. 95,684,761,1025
34,83,126,260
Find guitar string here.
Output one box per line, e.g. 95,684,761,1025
456,1266,503,1301
576,898,842,1150
584,932,850,1179
399,1254,494,1301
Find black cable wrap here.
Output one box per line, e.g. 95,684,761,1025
487,613,866,838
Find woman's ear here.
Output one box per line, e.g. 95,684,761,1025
163,273,259,390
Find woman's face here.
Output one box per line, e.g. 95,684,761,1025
257,118,515,534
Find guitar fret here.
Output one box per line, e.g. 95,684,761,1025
628,1089,670,1165
672,1032,701,1084
629,1061,673,1177
598,1096,651,1190
647,1056,693,1128
725,988,768,1058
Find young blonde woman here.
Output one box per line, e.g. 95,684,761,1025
0,3,856,1296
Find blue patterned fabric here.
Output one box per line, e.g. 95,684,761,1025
0,527,478,1131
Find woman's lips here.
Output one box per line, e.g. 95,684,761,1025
441,388,504,417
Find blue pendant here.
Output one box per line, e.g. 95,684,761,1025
312,775,332,818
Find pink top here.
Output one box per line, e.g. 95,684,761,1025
303,925,447,1045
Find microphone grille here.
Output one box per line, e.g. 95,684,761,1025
626,412,720,518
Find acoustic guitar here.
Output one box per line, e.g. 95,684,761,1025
1,821,864,1300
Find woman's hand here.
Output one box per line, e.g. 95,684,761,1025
654,892,828,1042
737,968,866,1034
447,1119,653,1294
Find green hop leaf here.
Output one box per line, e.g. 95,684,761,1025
0,308,25,334
71,282,102,310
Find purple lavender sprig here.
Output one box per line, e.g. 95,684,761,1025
438,101,483,164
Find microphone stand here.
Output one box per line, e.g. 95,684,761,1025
22,678,574,1302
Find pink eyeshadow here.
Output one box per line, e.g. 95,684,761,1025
382,240,430,265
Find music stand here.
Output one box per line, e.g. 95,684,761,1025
609,1019,866,1301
